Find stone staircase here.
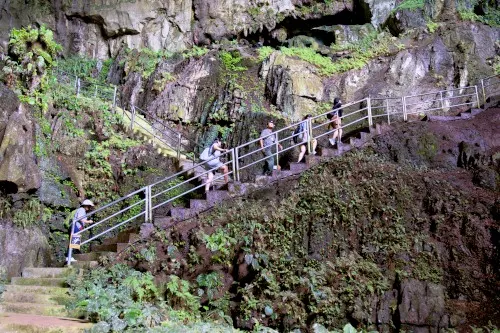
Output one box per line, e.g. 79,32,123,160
67,121,393,265
0,268,92,332
72,103,489,263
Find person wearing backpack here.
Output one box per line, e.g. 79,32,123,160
200,138,229,192
327,97,343,146
67,199,95,263
260,120,282,176
295,114,317,163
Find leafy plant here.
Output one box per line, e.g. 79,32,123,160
196,272,223,300
393,0,425,12
12,198,50,228
1,25,62,110
67,264,165,330
219,51,247,72
257,46,275,62
183,45,209,59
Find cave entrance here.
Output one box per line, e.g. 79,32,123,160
241,3,371,48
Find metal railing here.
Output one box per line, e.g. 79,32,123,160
66,74,500,265
53,69,192,160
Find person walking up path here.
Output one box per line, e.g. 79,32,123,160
260,120,282,176
204,138,230,192
67,199,95,262
296,114,317,163
328,97,343,146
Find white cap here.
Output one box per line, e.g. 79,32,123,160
81,199,95,207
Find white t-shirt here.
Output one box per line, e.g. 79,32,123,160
73,207,87,229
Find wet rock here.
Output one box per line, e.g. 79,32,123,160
0,84,41,193
398,279,448,330
473,166,498,191
261,52,323,120
0,222,50,279
329,24,375,46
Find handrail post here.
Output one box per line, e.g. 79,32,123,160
234,147,240,182
402,96,407,121
480,78,486,105
440,91,444,110
144,186,149,223
474,85,480,108
275,132,279,171
112,86,117,113
230,148,237,183
66,218,76,267
76,78,81,97
386,98,390,125
94,84,98,98
177,133,182,160
130,106,136,131
307,118,313,154
367,97,373,127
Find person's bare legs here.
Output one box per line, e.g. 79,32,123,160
205,171,214,192
311,138,317,153
220,165,229,183
331,117,341,144
298,144,306,162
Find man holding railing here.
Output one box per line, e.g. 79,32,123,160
260,120,282,176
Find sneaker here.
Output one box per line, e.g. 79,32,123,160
311,150,317,155
329,138,336,146
68,257,77,263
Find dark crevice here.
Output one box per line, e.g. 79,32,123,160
240,7,371,47
0,181,18,195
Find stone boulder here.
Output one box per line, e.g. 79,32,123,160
146,53,220,124
261,52,323,120
398,279,449,332
0,222,51,279
0,84,41,194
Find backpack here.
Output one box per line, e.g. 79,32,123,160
199,144,214,161
327,102,342,119
292,123,304,144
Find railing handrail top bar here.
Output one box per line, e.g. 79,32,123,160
81,187,147,219
149,148,234,187
404,85,477,99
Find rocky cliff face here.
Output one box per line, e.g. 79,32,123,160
1,0,464,58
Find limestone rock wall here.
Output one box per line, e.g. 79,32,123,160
0,84,40,194
0,0,354,58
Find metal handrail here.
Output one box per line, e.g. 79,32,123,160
66,74,500,265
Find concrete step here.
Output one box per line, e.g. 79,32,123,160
0,302,68,317
460,112,473,119
189,199,210,211
22,268,68,279
154,216,174,229
205,190,230,205
471,108,483,116
73,251,111,262
71,261,99,269
10,278,67,288
359,131,371,141
0,312,92,333
289,162,308,173
170,207,197,220
91,242,129,253
4,285,68,297
318,146,339,157
305,154,321,167
1,291,72,305
101,229,138,245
